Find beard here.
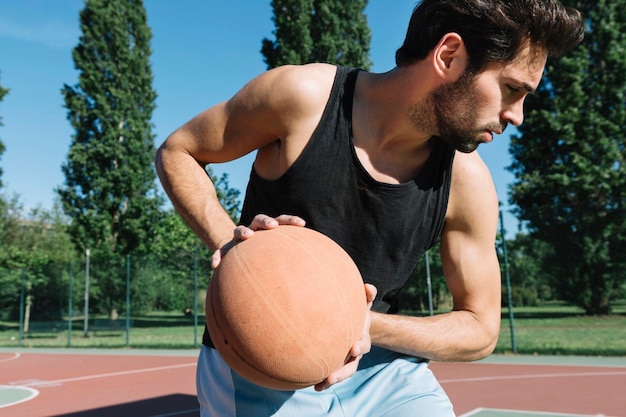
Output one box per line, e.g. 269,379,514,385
409,71,506,153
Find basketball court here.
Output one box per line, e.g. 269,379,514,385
1,348,624,416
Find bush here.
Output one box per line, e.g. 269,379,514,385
503,286,538,307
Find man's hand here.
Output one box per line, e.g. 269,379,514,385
315,283,377,392
211,214,306,269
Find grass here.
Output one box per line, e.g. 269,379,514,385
0,312,203,350
496,302,626,356
1,304,625,356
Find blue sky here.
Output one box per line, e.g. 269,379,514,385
0,0,519,234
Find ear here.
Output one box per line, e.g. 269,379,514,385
432,33,468,81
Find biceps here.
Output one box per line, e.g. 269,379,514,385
440,229,501,313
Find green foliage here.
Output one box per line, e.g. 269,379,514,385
0,74,8,189
398,244,450,313
59,0,162,259
0,156,242,319
212,169,241,222
0,197,77,320
143,167,240,314
504,286,539,307
0,197,75,270
508,1,626,314
262,0,372,70
504,233,555,302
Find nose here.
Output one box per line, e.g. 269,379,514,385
502,99,525,127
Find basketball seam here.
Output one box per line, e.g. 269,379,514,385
290,230,361,361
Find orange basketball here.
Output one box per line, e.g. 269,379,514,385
206,225,366,390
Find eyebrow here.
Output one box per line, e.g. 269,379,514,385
522,82,538,95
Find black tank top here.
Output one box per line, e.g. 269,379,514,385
203,66,454,347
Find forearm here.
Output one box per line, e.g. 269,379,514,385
369,309,499,362
155,143,236,251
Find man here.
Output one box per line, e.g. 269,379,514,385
156,1,584,415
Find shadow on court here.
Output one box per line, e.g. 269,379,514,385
51,393,199,417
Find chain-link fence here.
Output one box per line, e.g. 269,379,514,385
0,248,212,348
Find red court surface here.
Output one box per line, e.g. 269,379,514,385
1,349,625,417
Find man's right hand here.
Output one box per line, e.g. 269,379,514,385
210,214,306,269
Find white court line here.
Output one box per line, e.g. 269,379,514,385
0,352,21,364
440,370,626,384
14,362,196,388
458,407,616,417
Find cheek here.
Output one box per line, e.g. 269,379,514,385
473,78,502,111
478,92,506,122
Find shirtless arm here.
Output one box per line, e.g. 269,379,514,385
370,151,501,361
155,64,335,254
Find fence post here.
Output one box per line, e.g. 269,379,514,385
126,254,131,347
84,248,90,337
68,261,73,347
500,209,517,353
18,269,25,347
425,250,434,316
193,246,199,348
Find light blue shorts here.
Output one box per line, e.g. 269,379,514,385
196,345,455,417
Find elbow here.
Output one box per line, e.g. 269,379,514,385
462,336,497,362
471,320,500,360
154,133,179,183
476,334,498,360
458,312,500,361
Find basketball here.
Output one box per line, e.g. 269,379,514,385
205,225,367,391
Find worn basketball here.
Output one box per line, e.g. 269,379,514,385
206,225,366,391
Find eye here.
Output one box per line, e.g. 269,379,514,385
507,84,520,93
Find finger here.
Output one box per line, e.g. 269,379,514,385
314,355,361,392
248,215,279,231
364,283,377,305
274,214,306,226
211,237,239,269
351,314,373,357
233,225,255,240
210,250,222,270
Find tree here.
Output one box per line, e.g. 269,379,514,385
508,1,626,314
0,197,77,322
261,0,371,70
59,0,161,314
504,233,554,305
0,74,8,189
59,0,161,258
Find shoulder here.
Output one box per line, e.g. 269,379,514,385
233,63,338,116
445,151,499,236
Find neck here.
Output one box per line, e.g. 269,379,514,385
349,65,441,184
352,65,438,153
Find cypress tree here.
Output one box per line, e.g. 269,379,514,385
59,0,162,312
262,0,371,70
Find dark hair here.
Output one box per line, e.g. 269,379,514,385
396,0,585,70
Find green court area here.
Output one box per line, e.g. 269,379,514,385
0,385,39,407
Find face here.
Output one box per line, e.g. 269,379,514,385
410,45,547,153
